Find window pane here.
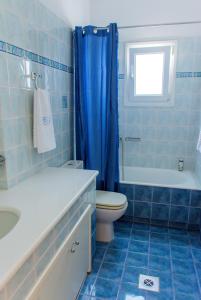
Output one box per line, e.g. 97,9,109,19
135,53,164,95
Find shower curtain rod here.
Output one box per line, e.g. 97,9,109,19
95,20,201,30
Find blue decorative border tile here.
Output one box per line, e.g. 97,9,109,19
7,43,25,57
118,72,201,79
0,40,6,52
176,72,201,78
0,40,73,74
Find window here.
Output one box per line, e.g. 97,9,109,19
135,53,164,95
124,41,177,106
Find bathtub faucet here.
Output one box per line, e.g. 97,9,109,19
178,159,184,171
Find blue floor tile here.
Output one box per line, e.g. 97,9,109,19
126,251,148,268
168,227,188,236
114,221,132,229
146,292,173,300
149,270,173,294
188,231,200,238
80,274,96,295
131,229,150,241
150,232,169,244
129,240,149,253
174,292,200,300
122,266,148,284
91,278,119,298
94,247,107,261
78,221,201,300
169,234,190,247
77,295,91,300
172,258,195,274
109,238,129,250
114,226,132,239
192,248,201,262
133,223,150,231
104,248,127,265
149,242,170,256
150,225,169,233
149,255,171,272
98,262,123,281
190,237,201,249
117,282,146,300
96,241,109,248
91,260,102,275
195,261,201,277
173,273,200,295
171,245,192,260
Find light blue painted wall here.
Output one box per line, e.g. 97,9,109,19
0,0,74,188
119,37,201,171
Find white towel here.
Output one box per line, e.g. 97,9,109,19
33,88,56,154
197,130,201,153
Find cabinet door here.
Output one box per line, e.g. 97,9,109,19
27,205,91,300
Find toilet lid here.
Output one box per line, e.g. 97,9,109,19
96,191,127,210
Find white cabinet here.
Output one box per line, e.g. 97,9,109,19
27,205,91,300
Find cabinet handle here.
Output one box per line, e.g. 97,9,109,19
70,241,80,253
71,246,76,253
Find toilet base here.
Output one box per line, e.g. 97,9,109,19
96,222,114,242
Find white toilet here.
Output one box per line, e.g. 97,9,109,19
96,190,128,242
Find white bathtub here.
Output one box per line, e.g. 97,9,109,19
120,166,201,190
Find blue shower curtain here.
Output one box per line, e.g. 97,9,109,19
74,23,119,191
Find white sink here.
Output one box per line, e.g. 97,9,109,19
0,208,20,239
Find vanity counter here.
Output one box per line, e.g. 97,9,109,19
0,167,98,295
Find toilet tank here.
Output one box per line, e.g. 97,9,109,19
62,160,83,169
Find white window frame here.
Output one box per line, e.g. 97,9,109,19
124,40,177,107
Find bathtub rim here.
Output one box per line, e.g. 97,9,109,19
120,179,201,191
120,166,201,191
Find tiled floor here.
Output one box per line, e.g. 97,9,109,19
78,221,201,300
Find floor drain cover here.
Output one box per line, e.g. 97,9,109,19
144,278,154,287
139,274,160,292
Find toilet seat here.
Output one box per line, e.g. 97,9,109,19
96,191,127,210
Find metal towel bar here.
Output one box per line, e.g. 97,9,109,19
125,137,141,142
